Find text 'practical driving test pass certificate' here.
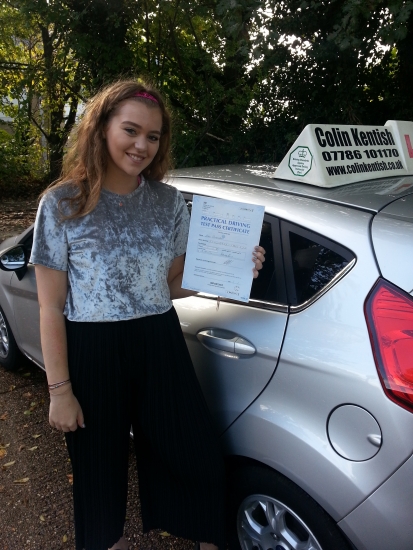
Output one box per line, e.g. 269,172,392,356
182,195,265,302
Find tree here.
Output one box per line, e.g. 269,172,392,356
125,0,266,167
248,0,413,147
2,0,412,187
0,0,137,181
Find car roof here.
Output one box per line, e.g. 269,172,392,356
171,164,413,213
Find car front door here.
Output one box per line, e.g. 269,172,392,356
173,203,289,433
8,231,43,367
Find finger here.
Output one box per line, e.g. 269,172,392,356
254,246,266,255
252,251,265,263
252,256,263,270
253,253,263,264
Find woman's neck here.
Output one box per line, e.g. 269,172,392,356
102,175,141,195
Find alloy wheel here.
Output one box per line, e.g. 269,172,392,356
237,494,323,550
0,309,10,359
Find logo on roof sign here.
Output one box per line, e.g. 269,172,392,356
289,146,313,176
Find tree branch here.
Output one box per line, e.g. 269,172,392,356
30,115,50,141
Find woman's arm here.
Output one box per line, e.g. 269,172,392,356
167,254,196,300
35,265,84,432
167,246,266,300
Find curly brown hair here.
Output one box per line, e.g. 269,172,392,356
45,79,172,219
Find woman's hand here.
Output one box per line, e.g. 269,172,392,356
49,387,85,432
252,246,266,278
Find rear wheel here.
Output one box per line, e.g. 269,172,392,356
228,465,352,550
0,307,19,370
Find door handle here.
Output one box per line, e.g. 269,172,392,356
197,329,256,355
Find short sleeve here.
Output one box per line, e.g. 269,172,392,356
30,191,68,271
173,191,190,258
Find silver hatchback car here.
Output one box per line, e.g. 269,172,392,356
1,126,413,550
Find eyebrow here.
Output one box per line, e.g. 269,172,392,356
121,121,162,135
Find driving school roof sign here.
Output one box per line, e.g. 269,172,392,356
275,120,413,187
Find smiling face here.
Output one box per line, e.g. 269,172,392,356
103,99,163,193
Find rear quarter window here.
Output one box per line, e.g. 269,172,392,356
282,222,355,307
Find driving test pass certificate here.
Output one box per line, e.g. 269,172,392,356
182,195,265,302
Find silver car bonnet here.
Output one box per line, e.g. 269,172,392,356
372,194,413,294
172,165,413,213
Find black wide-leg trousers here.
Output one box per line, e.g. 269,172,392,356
65,307,226,550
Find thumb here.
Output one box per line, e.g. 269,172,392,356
77,407,85,428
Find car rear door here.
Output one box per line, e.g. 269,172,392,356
173,195,289,433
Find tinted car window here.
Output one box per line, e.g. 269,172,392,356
22,233,33,254
282,223,354,306
250,221,276,302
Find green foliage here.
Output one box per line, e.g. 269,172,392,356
0,128,30,181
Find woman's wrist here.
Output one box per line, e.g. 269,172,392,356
48,378,70,391
49,382,73,397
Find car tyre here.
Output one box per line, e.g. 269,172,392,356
0,307,19,371
228,465,352,550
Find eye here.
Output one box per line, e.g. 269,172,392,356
148,135,160,142
124,127,136,135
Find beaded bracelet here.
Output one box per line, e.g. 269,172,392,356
48,379,71,391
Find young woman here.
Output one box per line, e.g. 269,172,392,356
30,80,265,550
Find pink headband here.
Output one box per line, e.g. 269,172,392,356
133,91,159,104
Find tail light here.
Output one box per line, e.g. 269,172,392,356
365,279,413,413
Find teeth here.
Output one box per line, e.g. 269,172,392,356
127,153,144,161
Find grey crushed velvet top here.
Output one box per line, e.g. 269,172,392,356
30,178,190,322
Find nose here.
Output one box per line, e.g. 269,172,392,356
134,135,147,151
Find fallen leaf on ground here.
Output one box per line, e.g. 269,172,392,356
24,410,32,415
67,474,73,484
160,531,171,537
0,443,10,449
32,434,41,439
0,449,7,459
0,485,5,492
40,515,45,522
28,446,38,451
22,372,31,377
62,534,68,542
23,392,32,398
14,477,29,484
3,461,16,467
9,385,16,391
0,413,8,421
18,445,25,452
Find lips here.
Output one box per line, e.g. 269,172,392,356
126,152,146,163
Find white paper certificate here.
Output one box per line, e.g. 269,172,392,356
182,195,265,302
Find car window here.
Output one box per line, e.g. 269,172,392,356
282,222,354,306
250,220,276,302
22,233,33,254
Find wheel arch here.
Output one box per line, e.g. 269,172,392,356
225,455,357,550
